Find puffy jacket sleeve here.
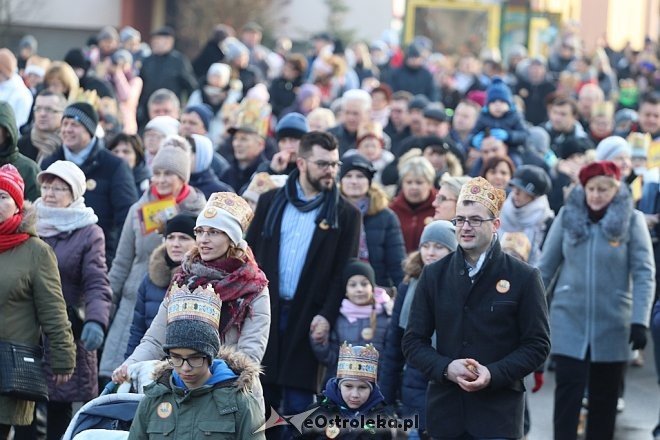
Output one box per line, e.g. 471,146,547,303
236,287,271,363
236,390,266,440
629,210,656,326
125,297,167,365
310,325,340,368
32,241,76,373
125,275,150,359
384,211,406,286
538,209,565,290
108,202,138,304
379,282,409,404
81,226,112,329
110,161,138,238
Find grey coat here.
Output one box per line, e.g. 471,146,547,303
539,184,655,362
99,188,206,377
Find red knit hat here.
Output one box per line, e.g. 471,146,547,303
0,164,25,209
578,161,621,187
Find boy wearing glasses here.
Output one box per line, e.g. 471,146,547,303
128,284,265,439
402,176,550,440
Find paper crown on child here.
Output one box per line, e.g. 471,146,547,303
501,232,532,262
163,283,223,359
457,176,506,217
336,342,379,382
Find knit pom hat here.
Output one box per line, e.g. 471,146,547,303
63,102,98,137
151,145,191,183
37,160,87,201
0,164,25,210
420,220,457,252
342,258,376,290
197,192,254,248
163,284,222,360
0,48,17,78
486,78,513,106
184,104,214,131
276,112,309,140
145,116,180,137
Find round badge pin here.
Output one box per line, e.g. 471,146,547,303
319,219,330,230
157,402,172,418
496,279,511,294
203,207,217,218
361,327,374,341
86,179,97,191
326,425,340,438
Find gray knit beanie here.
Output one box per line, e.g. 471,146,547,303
151,145,191,183
419,220,457,252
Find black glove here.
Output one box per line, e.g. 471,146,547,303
629,324,647,350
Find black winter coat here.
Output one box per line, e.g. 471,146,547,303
389,65,437,101
190,168,235,198
402,240,550,439
246,187,361,392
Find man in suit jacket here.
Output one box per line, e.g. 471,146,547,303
402,176,550,439
246,131,361,432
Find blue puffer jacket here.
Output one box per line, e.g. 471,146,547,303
125,244,175,359
470,108,528,148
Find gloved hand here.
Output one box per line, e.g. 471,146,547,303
532,371,544,393
81,321,105,351
471,132,485,149
629,323,647,351
490,128,510,141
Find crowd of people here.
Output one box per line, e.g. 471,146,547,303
0,17,659,440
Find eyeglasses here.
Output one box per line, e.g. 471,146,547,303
166,355,207,368
450,217,496,227
40,185,70,193
305,159,342,170
435,195,457,203
193,227,223,238
34,106,63,115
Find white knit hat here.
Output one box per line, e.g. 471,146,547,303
37,160,87,200
145,115,180,137
196,192,253,248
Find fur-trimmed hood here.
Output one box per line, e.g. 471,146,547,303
403,250,424,282
562,183,633,244
366,184,391,216
17,201,37,235
151,346,262,393
149,243,178,288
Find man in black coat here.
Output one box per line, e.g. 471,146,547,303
402,176,550,439
246,131,360,432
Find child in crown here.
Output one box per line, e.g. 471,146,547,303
311,259,392,385
300,343,395,439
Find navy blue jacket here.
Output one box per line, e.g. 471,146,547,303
389,65,437,101
190,168,235,198
42,139,138,264
470,109,528,148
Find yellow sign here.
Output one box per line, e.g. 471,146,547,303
139,197,177,235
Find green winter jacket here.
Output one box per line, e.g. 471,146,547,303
0,101,41,201
129,347,266,440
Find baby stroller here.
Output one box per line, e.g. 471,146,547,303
61,361,159,440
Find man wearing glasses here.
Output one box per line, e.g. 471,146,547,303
18,90,66,164
247,131,361,438
403,176,550,440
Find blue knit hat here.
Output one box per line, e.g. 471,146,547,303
275,112,309,140
486,78,513,106
184,104,214,131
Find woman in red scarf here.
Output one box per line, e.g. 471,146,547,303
113,192,270,408
0,164,76,436
99,138,206,382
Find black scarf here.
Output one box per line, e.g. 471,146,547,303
263,168,339,238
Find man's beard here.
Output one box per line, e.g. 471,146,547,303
306,168,334,193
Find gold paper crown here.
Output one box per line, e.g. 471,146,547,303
203,192,254,231
591,101,614,119
336,342,379,382
501,232,532,262
457,176,506,217
230,98,271,138
627,132,651,154
245,172,280,196
166,283,222,328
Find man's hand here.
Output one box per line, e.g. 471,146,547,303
270,151,292,173
454,358,491,392
310,315,330,344
445,358,479,384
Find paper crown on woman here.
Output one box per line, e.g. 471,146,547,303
457,176,506,217
336,342,379,382
197,192,254,247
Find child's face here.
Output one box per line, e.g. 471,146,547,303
346,275,373,306
488,100,510,118
340,379,371,409
420,242,451,265
511,187,535,208
167,348,212,390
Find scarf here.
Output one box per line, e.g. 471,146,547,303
171,248,268,340
151,184,191,204
35,198,98,237
0,213,30,253
500,195,554,232
339,288,389,323
30,126,61,164
262,168,339,238
355,197,370,261
398,278,419,330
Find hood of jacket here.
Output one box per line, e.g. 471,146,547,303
149,243,178,288
562,183,633,244
0,101,18,161
366,184,390,216
17,201,38,236
403,250,424,281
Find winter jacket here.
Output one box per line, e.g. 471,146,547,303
132,160,151,197
389,189,437,254
402,240,550,438
0,73,33,129
190,168,235,199
470,109,528,148
389,65,437,101
328,124,358,157
539,184,655,362
0,101,40,201
125,244,173,359
100,188,206,377
41,140,139,263
269,75,304,118
515,79,556,126
220,154,268,195
0,204,75,425
361,185,405,287
128,348,265,440
42,224,112,402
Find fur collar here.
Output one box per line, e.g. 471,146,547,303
18,201,37,235
403,250,424,282
562,184,633,244
366,184,390,216
152,346,262,393
149,243,177,288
